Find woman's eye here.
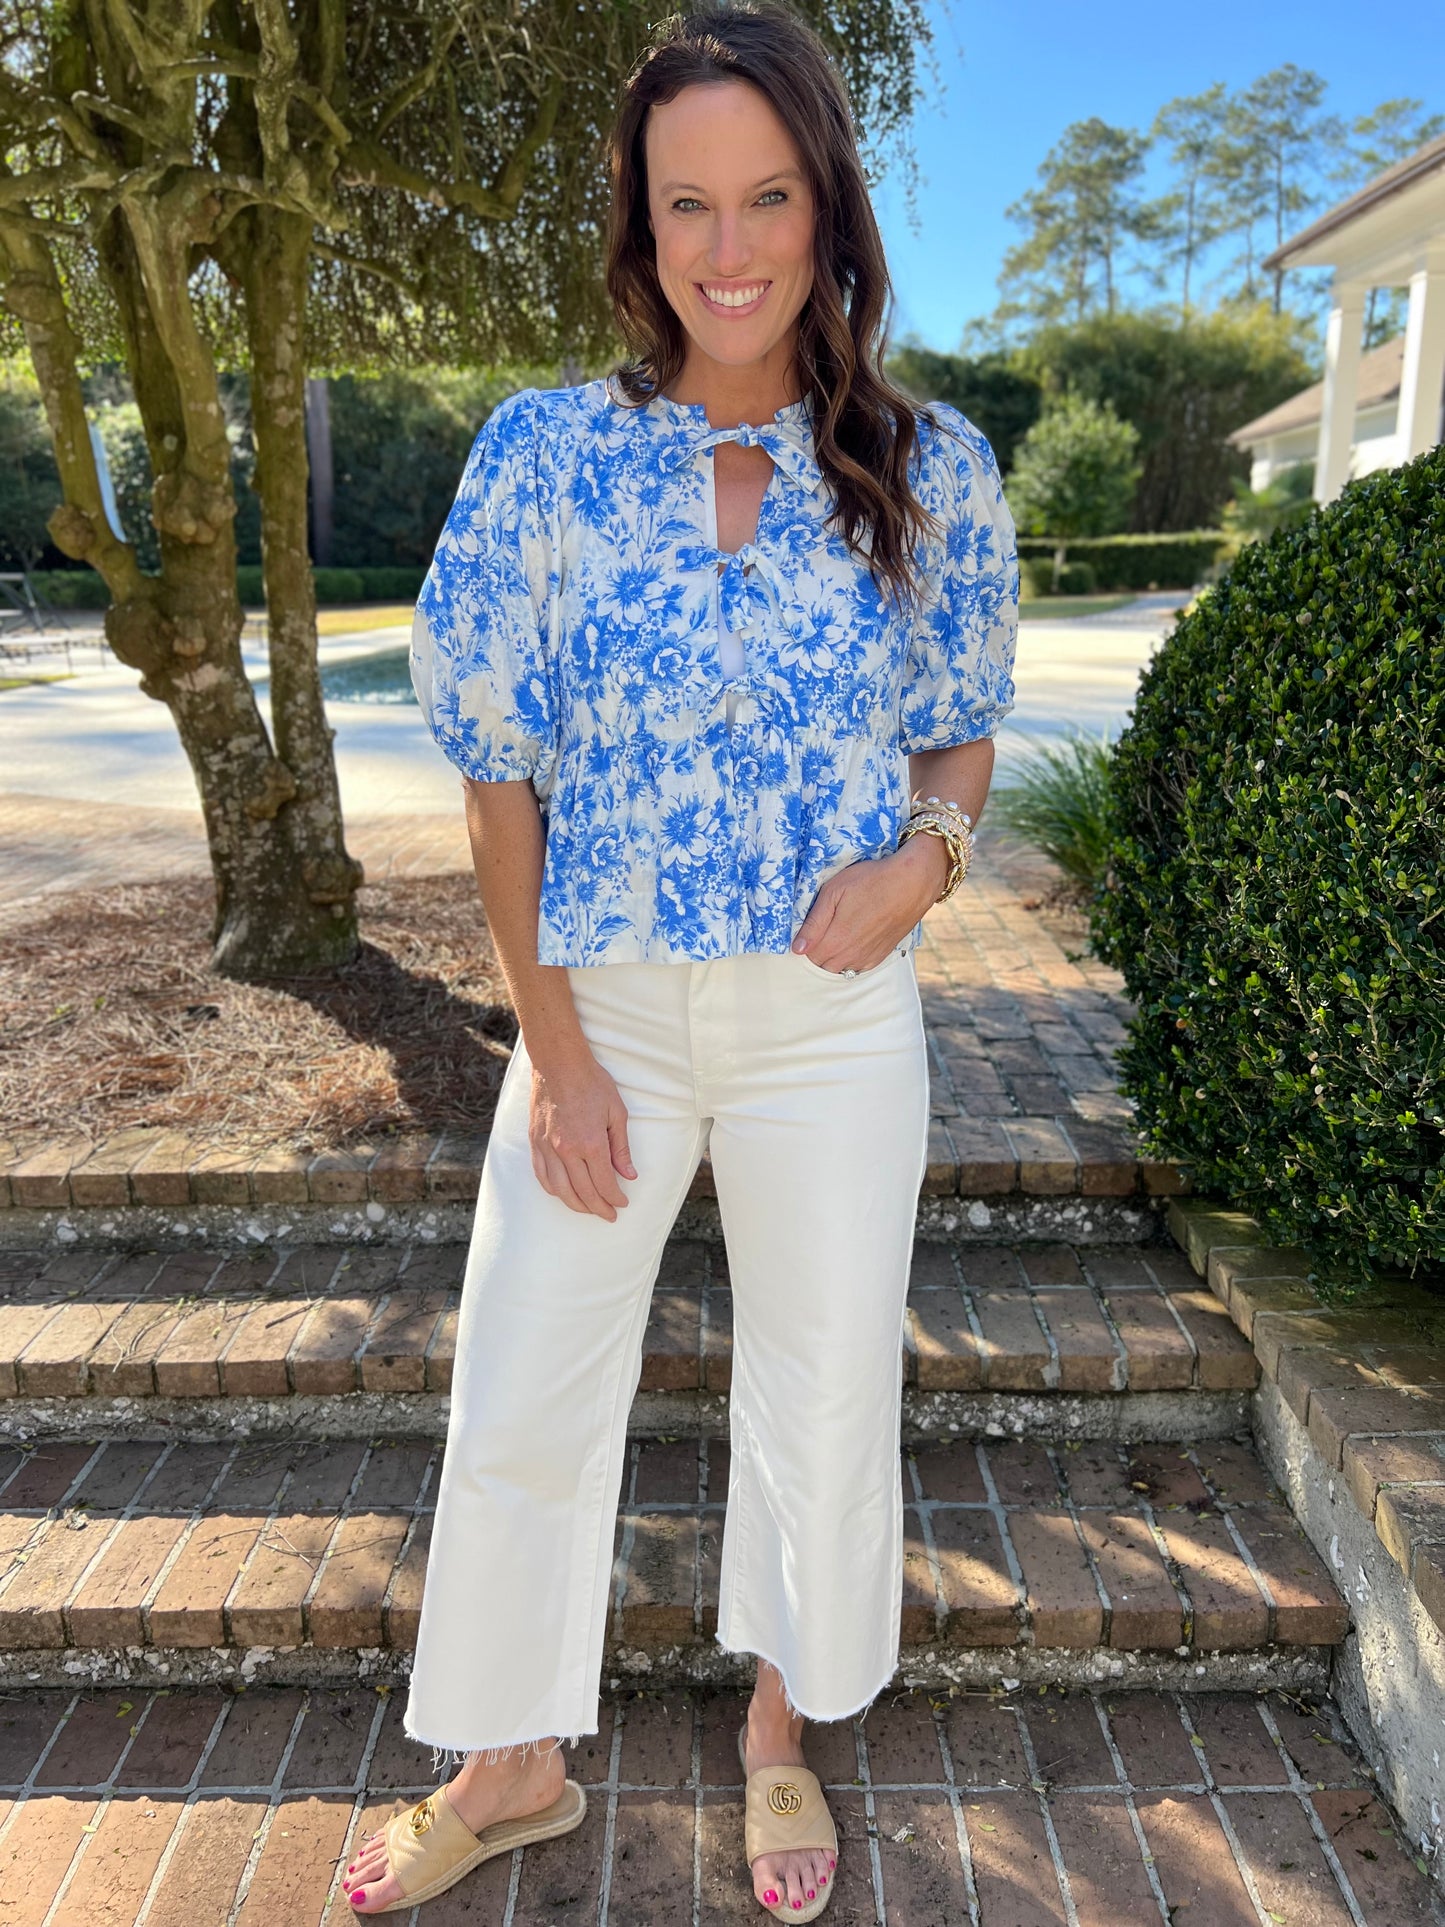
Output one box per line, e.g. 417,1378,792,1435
758,189,787,205
672,197,704,213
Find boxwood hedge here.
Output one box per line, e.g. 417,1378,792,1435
1092,446,1445,1290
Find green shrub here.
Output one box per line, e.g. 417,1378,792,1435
991,731,1114,893
41,564,425,610
30,569,110,608
312,568,367,604
1057,560,1096,595
1220,462,1316,550
357,566,427,601
1021,558,1056,599
1016,532,1225,590
1092,447,1445,1291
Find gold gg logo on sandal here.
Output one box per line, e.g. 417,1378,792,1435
408,1798,436,1837
767,1782,803,1817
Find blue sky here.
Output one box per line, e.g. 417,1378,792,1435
871,0,1445,351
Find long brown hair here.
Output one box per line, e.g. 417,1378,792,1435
605,3,938,606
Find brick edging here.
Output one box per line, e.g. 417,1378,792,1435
1168,1199,1445,1638
0,1124,1190,1212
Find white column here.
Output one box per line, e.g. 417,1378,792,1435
1396,247,1445,460
1313,282,1366,503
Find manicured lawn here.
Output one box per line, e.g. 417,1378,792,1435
0,673,73,690
1019,593,1135,622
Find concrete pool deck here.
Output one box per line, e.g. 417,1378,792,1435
0,595,1188,923
0,596,1183,817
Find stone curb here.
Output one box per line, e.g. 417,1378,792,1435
1167,1198,1445,1642
0,1124,1191,1212
0,1245,1257,1423
0,1434,1346,1690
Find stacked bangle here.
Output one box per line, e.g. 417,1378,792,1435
898,794,975,904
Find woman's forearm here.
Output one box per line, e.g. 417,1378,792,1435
907,736,995,826
462,778,591,1080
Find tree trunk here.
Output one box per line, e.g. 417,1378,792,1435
229,207,363,962
1052,541,1068,592
306,377,335,566
2,205,359,979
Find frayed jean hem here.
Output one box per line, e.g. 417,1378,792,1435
716,1637,897,1728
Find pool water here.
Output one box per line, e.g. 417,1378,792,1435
317,647,416,705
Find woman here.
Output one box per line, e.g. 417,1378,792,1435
342,4,1016,1918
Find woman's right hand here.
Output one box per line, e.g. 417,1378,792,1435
527,1051,638,1221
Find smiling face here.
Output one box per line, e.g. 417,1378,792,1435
644,79,816,388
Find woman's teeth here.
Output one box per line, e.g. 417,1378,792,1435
701,283,768,307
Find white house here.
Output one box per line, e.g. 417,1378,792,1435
1229,334,1409,492
1229,132,1445,501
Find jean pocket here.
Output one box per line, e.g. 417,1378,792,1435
795,944,908,980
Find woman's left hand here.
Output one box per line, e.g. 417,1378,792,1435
792,832,952,974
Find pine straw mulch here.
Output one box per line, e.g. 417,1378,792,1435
0,874,517,1159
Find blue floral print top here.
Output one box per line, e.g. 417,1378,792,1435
411,373,1018,966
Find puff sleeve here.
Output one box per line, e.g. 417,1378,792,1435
410,388,560,790
898,404,1019,754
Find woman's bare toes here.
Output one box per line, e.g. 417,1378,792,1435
341,1836,397,1911
346,1866,406,1913
754,1852,782,1908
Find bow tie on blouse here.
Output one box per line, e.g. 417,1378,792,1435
662,414,822,647
659,414,824,495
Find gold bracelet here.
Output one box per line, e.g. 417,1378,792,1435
898,815,967,902
912,793,976,845
913,796,974,856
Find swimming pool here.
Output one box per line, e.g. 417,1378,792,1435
317,647,416,705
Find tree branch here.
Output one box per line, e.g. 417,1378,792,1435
0,70,114,166
491,75,564,213
0,160,119,207
313,238,421,298
340,139,500,215
0,204,147,611
343,74,565,223
368,22,462,139
71,88,163,146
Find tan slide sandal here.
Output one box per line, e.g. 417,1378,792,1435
737,1726,838,1922
364,1778,587,1913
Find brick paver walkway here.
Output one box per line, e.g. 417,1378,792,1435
1,1682,1433,1924
0,792,470,923
0,793,1139,1185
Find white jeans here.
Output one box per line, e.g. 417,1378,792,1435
405,944,930,1752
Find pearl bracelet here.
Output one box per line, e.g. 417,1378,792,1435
902,796,975,900
899,809,973,903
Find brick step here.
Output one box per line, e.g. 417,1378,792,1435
6,1681,1434,1927
0,1434,1345,1695
0,1241,1255,1444
1,1118,1187,1234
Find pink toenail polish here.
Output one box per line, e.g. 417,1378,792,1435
763,1891,778,1905
792,1904,802,1913
350,1892,365,1907
819,1874,828,1885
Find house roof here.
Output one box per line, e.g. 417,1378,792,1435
1263,132,1445,272
1228,335,1406,446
